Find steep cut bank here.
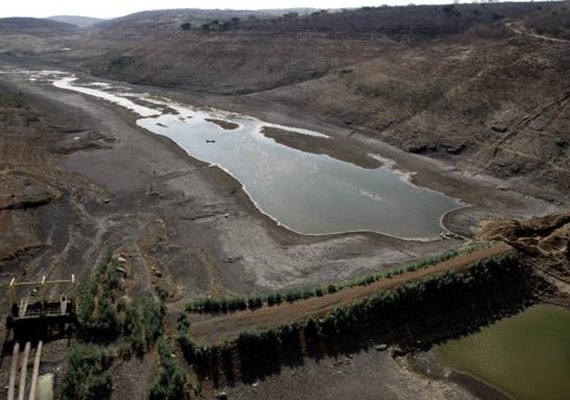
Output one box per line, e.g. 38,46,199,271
256,30,570,200
178,251,539,389
481,209,570,276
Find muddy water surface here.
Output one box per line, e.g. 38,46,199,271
438,304,570,400
48,73,461,239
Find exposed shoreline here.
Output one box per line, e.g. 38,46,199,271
12,77,463,291
5,64,559,235
36,70,558,241
119,75,560,233
42,71,465,241
2,69,558,400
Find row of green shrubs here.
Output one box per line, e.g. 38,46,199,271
120,297,164,356
76,257,123,339
76,256,165,354
186,243,489,314
62,339,188,400
178,253,521,375
61,345,114,400
63,256,172,399
149,340,188,400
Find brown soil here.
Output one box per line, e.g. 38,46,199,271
480,210,570,285
0,73,537,400
0,5,566,399
0,87,82,262
261,126,382,169
190,243,511,343
225,349,481,400
205,118,239,130
256,33,570,201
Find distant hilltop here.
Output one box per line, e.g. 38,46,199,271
47,15,104,28
0,17,77,31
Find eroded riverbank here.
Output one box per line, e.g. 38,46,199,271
47,72,463,240
0,65,560,400
5,72,462,293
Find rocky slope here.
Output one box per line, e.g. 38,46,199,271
0,17,81,54
258,28,570,199
69,2,569,201
2,3,568,200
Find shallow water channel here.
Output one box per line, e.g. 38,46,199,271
438,304,570,400
49,74,461,239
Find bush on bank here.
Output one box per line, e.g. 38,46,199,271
61,345,114,400
149,340,188,400
178,253,524,375
185,243,490,314
65,256,171,399
76,256,165,353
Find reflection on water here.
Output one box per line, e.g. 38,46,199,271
50,74,461,239
438,304,570,400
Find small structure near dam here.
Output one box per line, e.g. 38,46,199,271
5,275,76,340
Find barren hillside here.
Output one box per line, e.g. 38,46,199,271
0,4,569,399
259,29,570,198
0,17,81,54
47,15,104,28
61,2,569,200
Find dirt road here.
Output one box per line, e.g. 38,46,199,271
190,242,512,343
506,21,570,44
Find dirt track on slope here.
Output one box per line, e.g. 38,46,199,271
506,21,570,44
190,242,512,343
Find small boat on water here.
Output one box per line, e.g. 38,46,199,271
206,140,216,143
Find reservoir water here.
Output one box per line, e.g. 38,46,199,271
48,74,461,239
438,304,570,400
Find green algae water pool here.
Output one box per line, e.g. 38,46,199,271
438,304,570,400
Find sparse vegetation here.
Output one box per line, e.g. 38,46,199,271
345,74,448,111
149,340,188,400
179,253,528,380
0,93,25,108
201,20,231,32
0,92,41,126
76,256,164,353
61,345,114,400
237,3,542,39
526,2,570,40
185,243,489,314
470,20,512,39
